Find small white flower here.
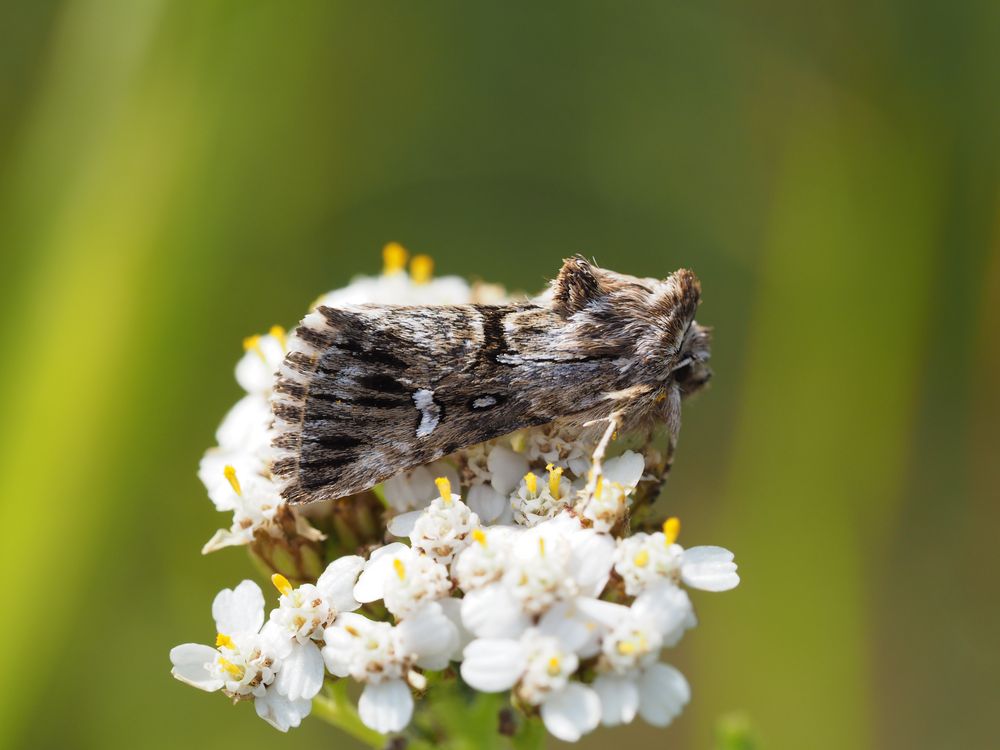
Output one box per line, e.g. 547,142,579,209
614,519,739,596
577,450,645,532
452,526,516,591
460,515,615,637
235,328,287,397
388,478,481,565
461,626,601,742
521,423,591,475
323,602,458,733
510,467,573,527
353,543,452,618
169,580,311,732
199,465,282,553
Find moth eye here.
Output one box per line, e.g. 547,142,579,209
673,363,693,384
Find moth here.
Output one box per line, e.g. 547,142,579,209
271,257,711,504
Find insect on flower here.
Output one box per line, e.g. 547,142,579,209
271,257,712,504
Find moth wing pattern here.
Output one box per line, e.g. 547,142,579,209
271,302,608,504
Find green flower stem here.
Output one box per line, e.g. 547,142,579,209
311,681,385,748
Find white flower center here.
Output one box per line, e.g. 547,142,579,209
383,554,451,617
517,633,578,705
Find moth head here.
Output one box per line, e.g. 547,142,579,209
550,256,712,394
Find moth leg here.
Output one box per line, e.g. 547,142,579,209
578,409,626,514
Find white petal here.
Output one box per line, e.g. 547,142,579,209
637,663,690,727
461,584,530,638
632,584,695,642
593,675,639,726
540,683,601,742
358,679,413,734
537,601,593,654
316,555,365,612
681,546,739,591
466,483,507,523
460,639,525,692
212,580,264,636
488,445,530,494
387,510,422,538
438,597,474,660
396,602,458,670
602,451,645,488
215,394,272,453
274,642,325,701
569,530,615,597
354,543,409,603
254,690,312,732
169,644,224,692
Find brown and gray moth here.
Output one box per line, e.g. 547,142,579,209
271,257,711,504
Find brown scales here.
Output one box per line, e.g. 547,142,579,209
271,256,712,505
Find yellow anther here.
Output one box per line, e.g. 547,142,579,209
594,475,604,497
223,465,242,496
435,476,452,505
382,242,408,274
547,656,561,676
345,625,360,637
523,472,538,495
217,656,244,679
538,537,546,557
409,254,434,284
617,641,636,656
215,633,235,649
393,558,406,580
271,573,294,596
472,528,487,547
633,549,650,568
268,325,287,350
662,517,681,546
242,334,266,362
546,463,564,499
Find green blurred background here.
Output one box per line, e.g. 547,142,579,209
1,2,997,749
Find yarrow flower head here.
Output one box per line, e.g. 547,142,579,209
172,245,740,746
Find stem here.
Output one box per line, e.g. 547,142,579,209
311,681,386,748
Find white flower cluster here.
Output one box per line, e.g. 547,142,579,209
173,245,740,743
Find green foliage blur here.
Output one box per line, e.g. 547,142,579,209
1,2,997,749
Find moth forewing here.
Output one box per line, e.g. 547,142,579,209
271,257,711,505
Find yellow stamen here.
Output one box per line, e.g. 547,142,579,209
472,528,487,547
269,325,287,350
242,334,266,362
546,463,563,499
617,641,636,655
393,558,406,580
595,475,604,497
409,254,434,284
223,465,242,496
523,472,538,495
662,517,681,546
435,476,452,505
547,656,561,676
633,549,650,568
215,633,235,649
218,656,244,679
538,537,546,557
382,242,408,274
345,625,360,637
271,573,294,596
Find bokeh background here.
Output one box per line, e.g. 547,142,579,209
1,2,998,749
